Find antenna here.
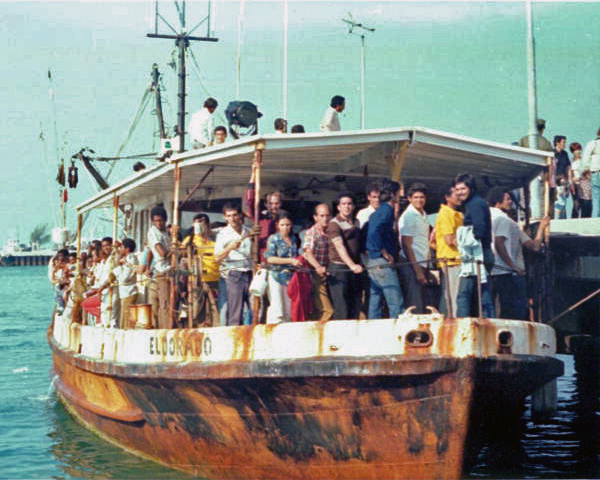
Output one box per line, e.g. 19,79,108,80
147,1,218,153
342,13,375,129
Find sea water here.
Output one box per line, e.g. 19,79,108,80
0,266,598,479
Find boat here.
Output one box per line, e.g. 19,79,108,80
49,126,564,479
48,4,563,478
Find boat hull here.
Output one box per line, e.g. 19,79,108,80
49,321,562,480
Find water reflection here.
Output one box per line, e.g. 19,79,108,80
47,401,196,480
468,354,600,479
46,355,599,479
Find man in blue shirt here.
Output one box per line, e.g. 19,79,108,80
366,179,405,319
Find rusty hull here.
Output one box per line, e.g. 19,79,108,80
48,318,562,480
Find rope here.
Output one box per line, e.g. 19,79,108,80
106,86,153,181
157,255,519,276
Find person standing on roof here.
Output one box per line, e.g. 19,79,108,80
189,97,218,149
213,125,228,145
274,118,288,134
320,95,345,132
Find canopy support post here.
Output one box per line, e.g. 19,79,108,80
252,141,265,325
170,162,182,328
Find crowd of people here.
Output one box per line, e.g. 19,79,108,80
518,119,600,219
50,169,553,329
192,100,598,220
51,103,599,329
188,95,344,150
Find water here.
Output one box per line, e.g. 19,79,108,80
0,267,598,479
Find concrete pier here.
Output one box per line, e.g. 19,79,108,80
0,253,53,267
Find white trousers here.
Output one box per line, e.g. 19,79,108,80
100,288,120,328
266,275,291,324
445,265,460,315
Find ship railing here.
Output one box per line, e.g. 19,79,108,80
64,255,524,330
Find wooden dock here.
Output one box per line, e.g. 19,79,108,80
0,252,54,267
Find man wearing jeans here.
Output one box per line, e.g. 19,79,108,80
398,183,432,313
454,174,495,318
582,127,600,217
365,179,405,319
215,203,253,326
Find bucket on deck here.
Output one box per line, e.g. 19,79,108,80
129,304,153,329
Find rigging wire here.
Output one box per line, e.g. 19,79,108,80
187,47,227,125
37,122,59,228
47,70,61,177
106,85,153,182
158,60,176,136
93,152,157,162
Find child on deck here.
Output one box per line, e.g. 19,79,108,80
554,177,569,219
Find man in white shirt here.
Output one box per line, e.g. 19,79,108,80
319,95,345,132
215,203,254,326
94,237,120,328
582,127,600,217
189,97,218,149
356,182,381,229
487,187,549,320
398,183,431,313
113,238,139,329
147,206,172,329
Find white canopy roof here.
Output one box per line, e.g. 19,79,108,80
76,126,550,214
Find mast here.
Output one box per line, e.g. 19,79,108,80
342,14,375,129
283,0,288,120
236,0,246,99
147,1,218,153
525,0,539,149
151,63,166,139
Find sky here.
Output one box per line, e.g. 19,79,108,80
1,0,598,244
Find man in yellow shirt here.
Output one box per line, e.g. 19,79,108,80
181,213,219,325
435,185,463,317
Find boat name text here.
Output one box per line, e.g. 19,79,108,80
149,334,212,357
